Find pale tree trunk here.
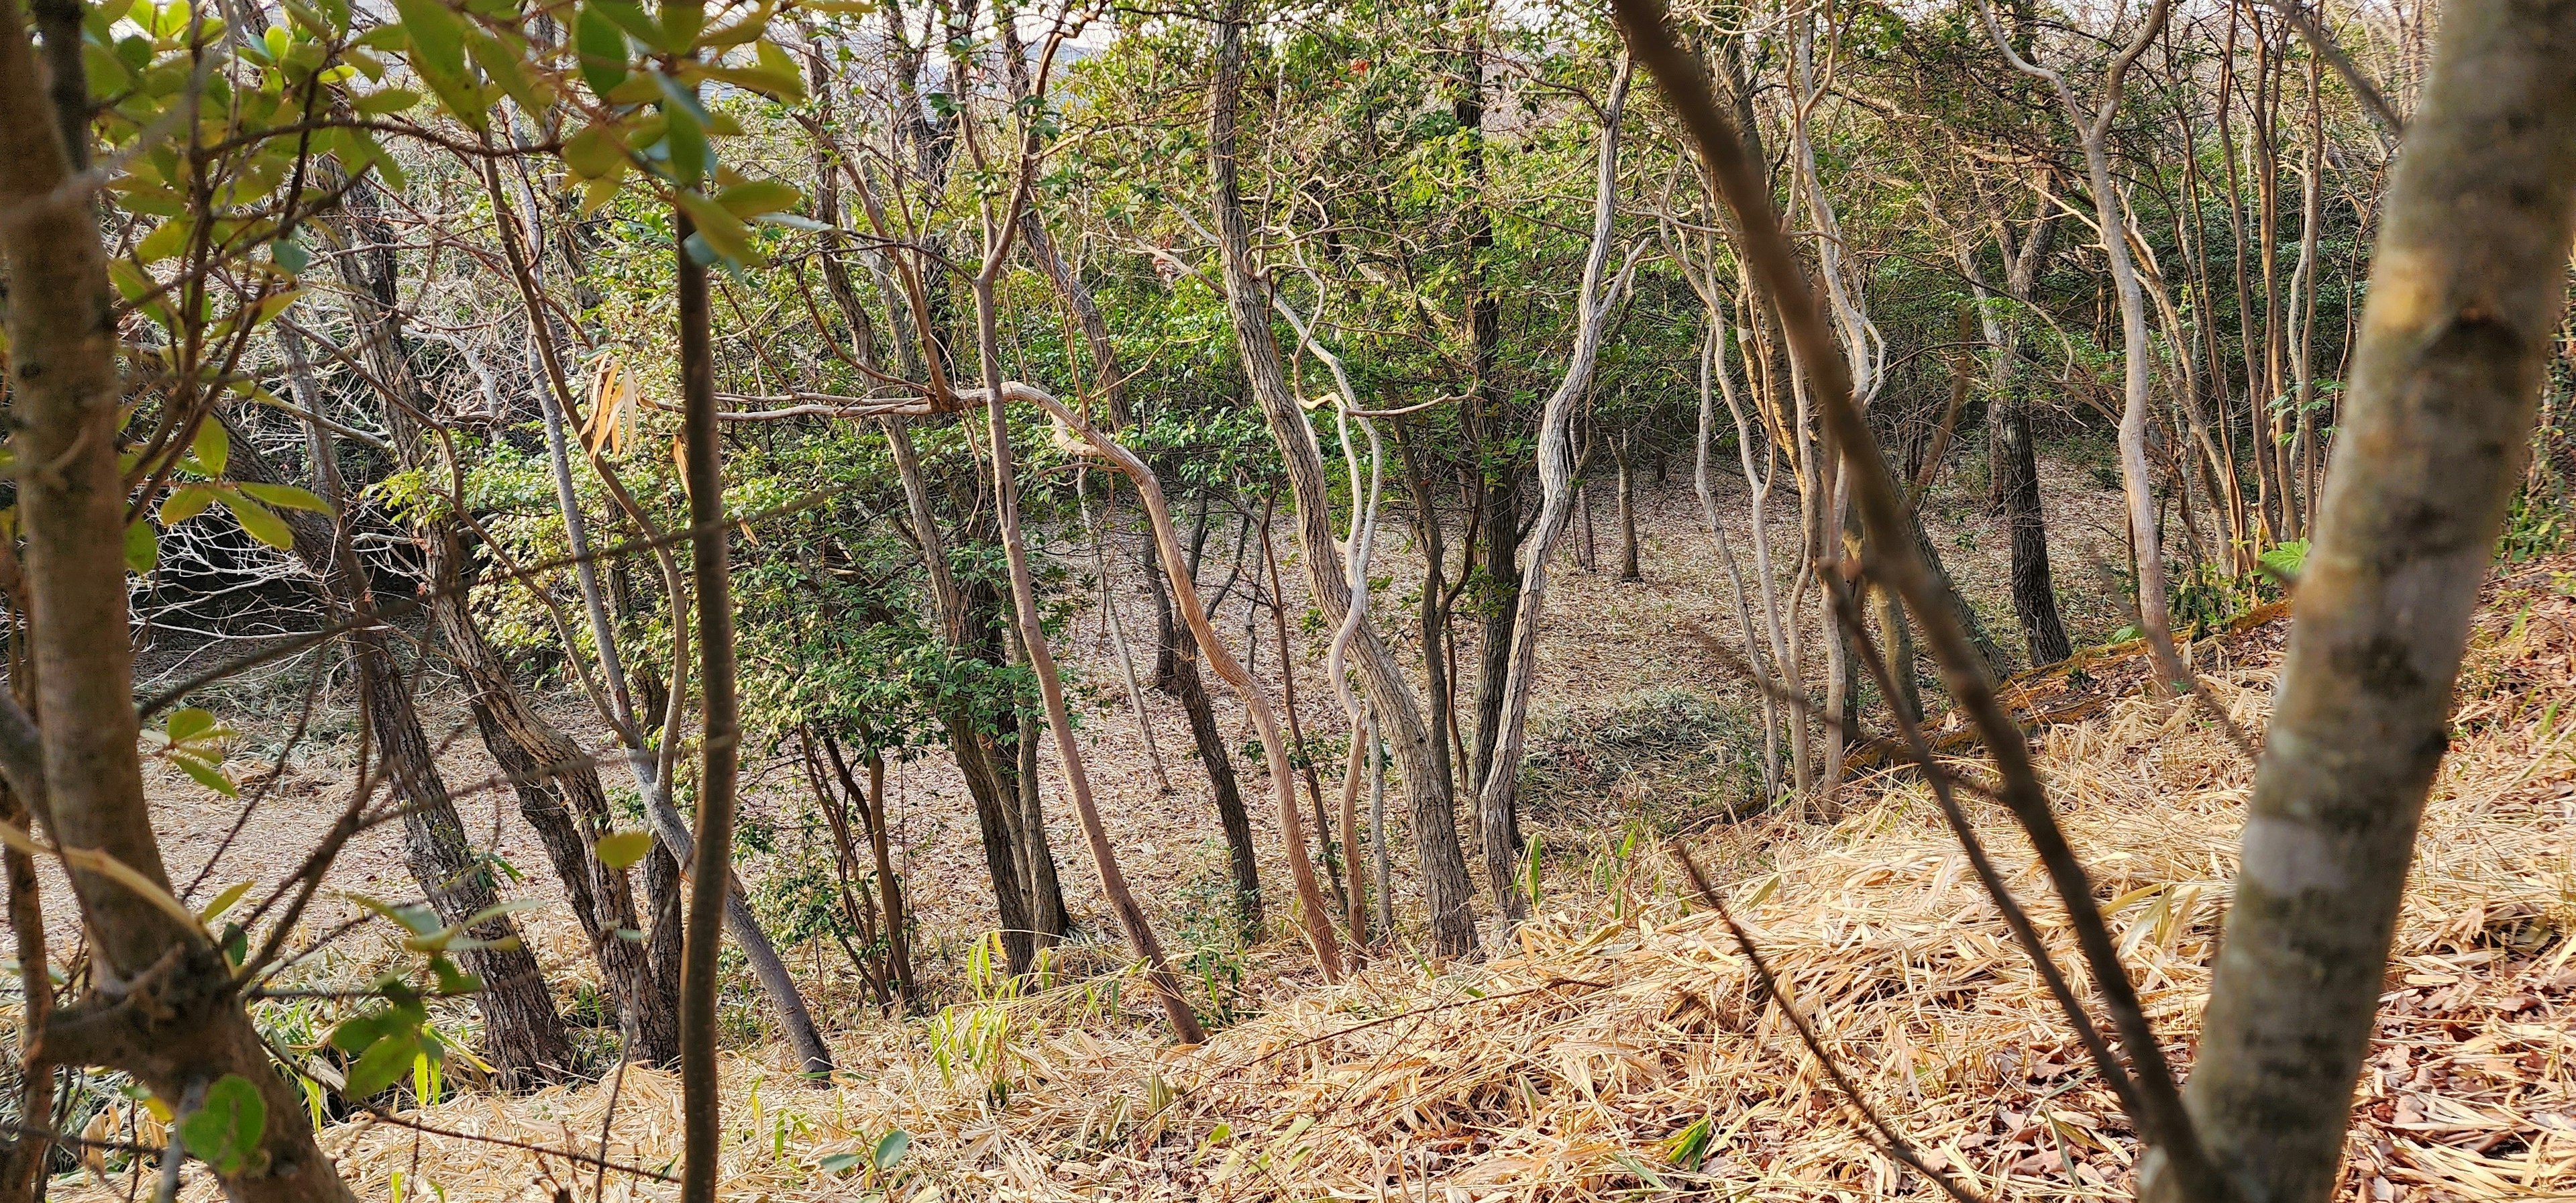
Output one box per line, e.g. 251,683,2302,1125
2155,3,2576,1198
1475,58,1636,930
488,189,832,1076
1008,383,1348,980
1212,0,1479,957
0,14,353,1191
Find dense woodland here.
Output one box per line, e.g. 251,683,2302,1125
1,0,2573,1197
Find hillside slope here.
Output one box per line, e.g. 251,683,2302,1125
103,558,2576,1202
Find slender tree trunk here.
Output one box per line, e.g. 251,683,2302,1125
223,403,572,1090
1006,384,1346,981
1474,58,1635,930
2155,5,2576,1199
1615,428,1642,581
1212,0,1479,957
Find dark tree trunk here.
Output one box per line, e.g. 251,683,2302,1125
1615,430,1642,581
1999,394,2074,664
1175,644,1263,931
426,524,680,1064
223,401,572,1089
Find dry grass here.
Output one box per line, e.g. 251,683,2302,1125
79,561,2576,1202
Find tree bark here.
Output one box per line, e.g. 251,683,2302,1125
1212,0,1479,957
2156,3,2576,1198
1474,58,1635,931
224,407,572,1090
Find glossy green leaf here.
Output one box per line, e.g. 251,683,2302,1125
573,5,629,101
224,494,292,550
160,484,218,525
563,121,626,180
173,753,238,797
873,1129,909,1171
166,706,217,741
197,880,254,924
584,0,669,52
191,413,229,476
713,179,798,219
342,1030,420,1098
178,1075,266,1175
124,515,158,574
675,191,757,266
235,482,333,513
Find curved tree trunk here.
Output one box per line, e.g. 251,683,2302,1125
232,360,573,1089
0,25,363,1185
423,524,679,1064
1211,0,1479,957
1002,383,1346,980
1475,58,1635,931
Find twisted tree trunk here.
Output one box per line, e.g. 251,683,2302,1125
1211,0,1479,956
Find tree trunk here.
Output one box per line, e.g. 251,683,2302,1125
217,411,573,1090
1615,429,1642,581
424,523,678,1063
2155,5,2576,1198
1212,0,1479,957
1474,60,1635,931
1175,641,1264,933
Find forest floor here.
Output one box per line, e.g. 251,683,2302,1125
255,548,2576,1203
56,454,2576,1200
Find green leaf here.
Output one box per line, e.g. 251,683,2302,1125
327,1009,401,1056
224,494,294,550
713,179,799,219
563,121,627,180
124,516,158,575
136,217,192,264
179,1075,266,1175
268,235,311,273
351,87,420,115
166,706,217,742
594,829,653,870
235,482,333,514
573,5,629,100
389,0,481,123
428,955,482,996
673,189,756,266
464,27,550,112
174,753,238,797
584,0,669,52
388,0,464,79
197,880,255,924
817,1153,863,1176
191,419,229,476
653,74,710,187
873,1129,909,1171
659,0,702,49
342,1030,420,1098
160,484,217,525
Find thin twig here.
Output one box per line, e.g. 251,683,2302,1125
1668,840,1992,1203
